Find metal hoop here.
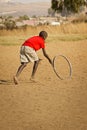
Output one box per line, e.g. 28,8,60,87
53,55,72,80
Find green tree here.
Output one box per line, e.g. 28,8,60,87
48,8,55,16
51,0,86,13
19,15,29,21
4,20,16,30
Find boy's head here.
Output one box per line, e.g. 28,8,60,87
39,31,48,40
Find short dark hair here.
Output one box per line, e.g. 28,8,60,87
39,31,48,40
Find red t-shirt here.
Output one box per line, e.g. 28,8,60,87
22,36,45,51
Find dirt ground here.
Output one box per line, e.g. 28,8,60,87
0,40,87,130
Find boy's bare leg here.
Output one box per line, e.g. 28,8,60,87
13,62,27,84
30,60,41,80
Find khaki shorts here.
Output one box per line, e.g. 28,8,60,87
20,46,39,63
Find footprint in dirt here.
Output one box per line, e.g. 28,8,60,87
0,80,12,85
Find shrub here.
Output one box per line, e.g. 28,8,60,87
72,13,87,23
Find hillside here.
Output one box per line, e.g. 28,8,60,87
0,2,51,16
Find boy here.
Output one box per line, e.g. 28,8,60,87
13,31,52,84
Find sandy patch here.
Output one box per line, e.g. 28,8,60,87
0,40,87,130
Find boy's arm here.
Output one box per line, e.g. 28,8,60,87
42,48,53,65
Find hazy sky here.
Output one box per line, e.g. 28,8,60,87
0,0,51,3
13,0,51,2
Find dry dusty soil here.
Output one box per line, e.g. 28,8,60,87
0,40,87,130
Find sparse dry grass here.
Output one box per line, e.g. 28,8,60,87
0,23,87,36
0,23,87,45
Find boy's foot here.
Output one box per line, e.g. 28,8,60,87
13,76,18,85
30,77,37,83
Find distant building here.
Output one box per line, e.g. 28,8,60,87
50,21,60,26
